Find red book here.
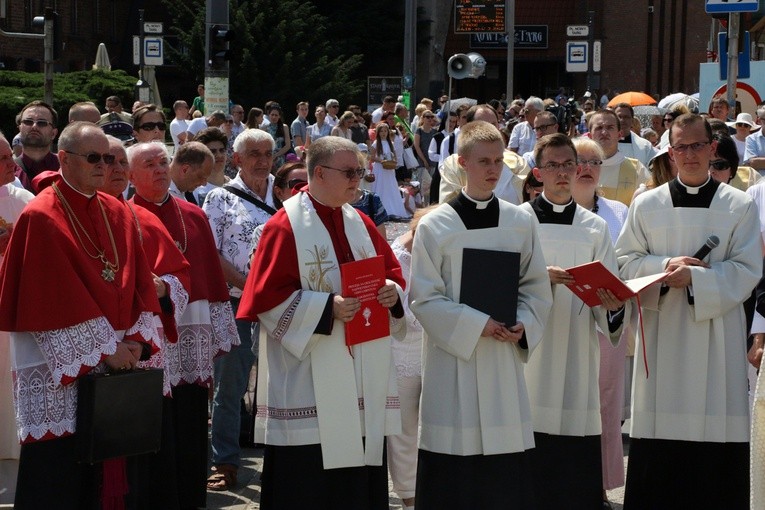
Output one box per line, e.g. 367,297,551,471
564,260,668,307
340,255,390,346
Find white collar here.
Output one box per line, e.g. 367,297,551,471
676,174,710,195
541,191,572,213
61,174,95,198
461,189,493,209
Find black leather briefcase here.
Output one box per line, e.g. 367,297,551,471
76,368,163,463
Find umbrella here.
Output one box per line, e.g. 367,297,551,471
607,91,656,107
658,92,699,113
633,105,667,116
92,43,111,71
447,97,477,112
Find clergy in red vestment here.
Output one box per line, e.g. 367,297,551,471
237,136,405,510
126,140,239,508
0,122,162,508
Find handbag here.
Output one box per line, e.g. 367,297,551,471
77,368,164,463
381,159,397,170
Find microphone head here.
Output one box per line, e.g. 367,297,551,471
707,235,720,249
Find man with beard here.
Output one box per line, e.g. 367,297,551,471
14,100,60,192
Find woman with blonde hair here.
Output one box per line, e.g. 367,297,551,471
330,111,355,140
370,122,408,219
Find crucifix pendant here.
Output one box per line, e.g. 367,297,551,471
102,266,115,282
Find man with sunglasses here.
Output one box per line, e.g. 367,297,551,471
744,105,765,173
237,136,405,509
0,121,162,508
615,113,761,509
14,100,60,193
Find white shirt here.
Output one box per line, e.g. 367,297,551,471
186,117,208,137
508,121,535,155
170,118,188,150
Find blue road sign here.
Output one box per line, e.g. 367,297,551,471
706,0,759,14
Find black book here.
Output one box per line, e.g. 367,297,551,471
459,248,520,326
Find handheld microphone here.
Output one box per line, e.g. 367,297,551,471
691,235,720,261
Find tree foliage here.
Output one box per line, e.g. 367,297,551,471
0,69,137,137
163,0,365,112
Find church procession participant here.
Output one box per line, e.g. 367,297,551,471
203,128,277,492
616,113,761,509
127,140,239,508
410,121,553,509
236,136,405,509
521,133,628,508
0,122,162,508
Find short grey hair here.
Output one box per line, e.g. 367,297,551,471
233,128,275,154
58,121,104,152
325,98,339,108
126,140,169,167
306,137,360,179
525,96,544,112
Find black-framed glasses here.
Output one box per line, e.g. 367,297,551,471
534,123,557,132
322,165,365,180
138,122,167,131
63,150,116,164
287,178,307,189
709,160,731,171
20,118,52,128
539,160,577,172
671,142,709,153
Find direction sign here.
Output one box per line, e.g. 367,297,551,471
133,36,164,66
566,42,588,73
143,22,163,34
567,25,589,37
705,0,759,13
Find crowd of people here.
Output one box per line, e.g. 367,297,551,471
1,87,765,510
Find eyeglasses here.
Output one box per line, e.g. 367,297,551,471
539,160,577,172
671,141,709,153
20,118,52,128
663,117,673,123
534,123,557,132
63,150,116,164
322,165,365,180
578,159,603,167
709,160,731,171
138,122,167,131
287,178,307,189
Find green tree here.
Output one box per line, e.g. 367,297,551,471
163,0,364,113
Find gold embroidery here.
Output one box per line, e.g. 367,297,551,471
303,245,336,292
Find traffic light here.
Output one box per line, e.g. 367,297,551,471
31,9,60,60
208,24,235,70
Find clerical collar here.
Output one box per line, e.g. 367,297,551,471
668,176,719,208
675,174,710,195
530,193,577,225
306,191,338,210
540,192,573,213
620,133,632,144
447,191,499,230
460,189,494,209
60,173,95,198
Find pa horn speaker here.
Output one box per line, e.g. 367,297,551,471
447,53,472,79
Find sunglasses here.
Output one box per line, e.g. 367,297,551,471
63,150,116,164
21,118,52,128
138,122,167,131
287,178,307,189
709,160,731,171
663,118,673,122
322,165,365,180
736,123,751,128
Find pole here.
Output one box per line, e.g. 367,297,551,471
505,0,515,101
726,13,739,117
138,9,145,84
586,10,595,93
43,8,53,105
403,0,416,108
447,76,453,135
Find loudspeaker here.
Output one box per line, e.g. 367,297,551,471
466,52,487,78
447,53,472,79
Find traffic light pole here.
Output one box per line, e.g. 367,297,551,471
725,12,740,115
0,7,55,105
205,0,230,113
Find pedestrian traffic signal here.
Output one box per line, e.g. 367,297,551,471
208,24,235,70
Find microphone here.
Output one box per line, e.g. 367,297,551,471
686,235,719,305
691,235,720,261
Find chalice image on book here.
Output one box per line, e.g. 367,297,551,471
362,307,372,326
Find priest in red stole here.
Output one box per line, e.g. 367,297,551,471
126,140,239,509
237,136,405,509
0,122,161,508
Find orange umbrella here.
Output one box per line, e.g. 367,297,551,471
607,91,657,107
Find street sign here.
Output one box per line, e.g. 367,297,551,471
700,61,765,116
143,22,163,34
567,25,589,37
470,26,548,50
566,42,588,73
593,41,602,73
133,36,164,66
718,31,751,80
705,0,759,13
367,76,402,110
204,76,229,113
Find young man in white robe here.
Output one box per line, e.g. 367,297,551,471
236,136,406,510
410,120,553,509
615,113,762,509
520,133,629,508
